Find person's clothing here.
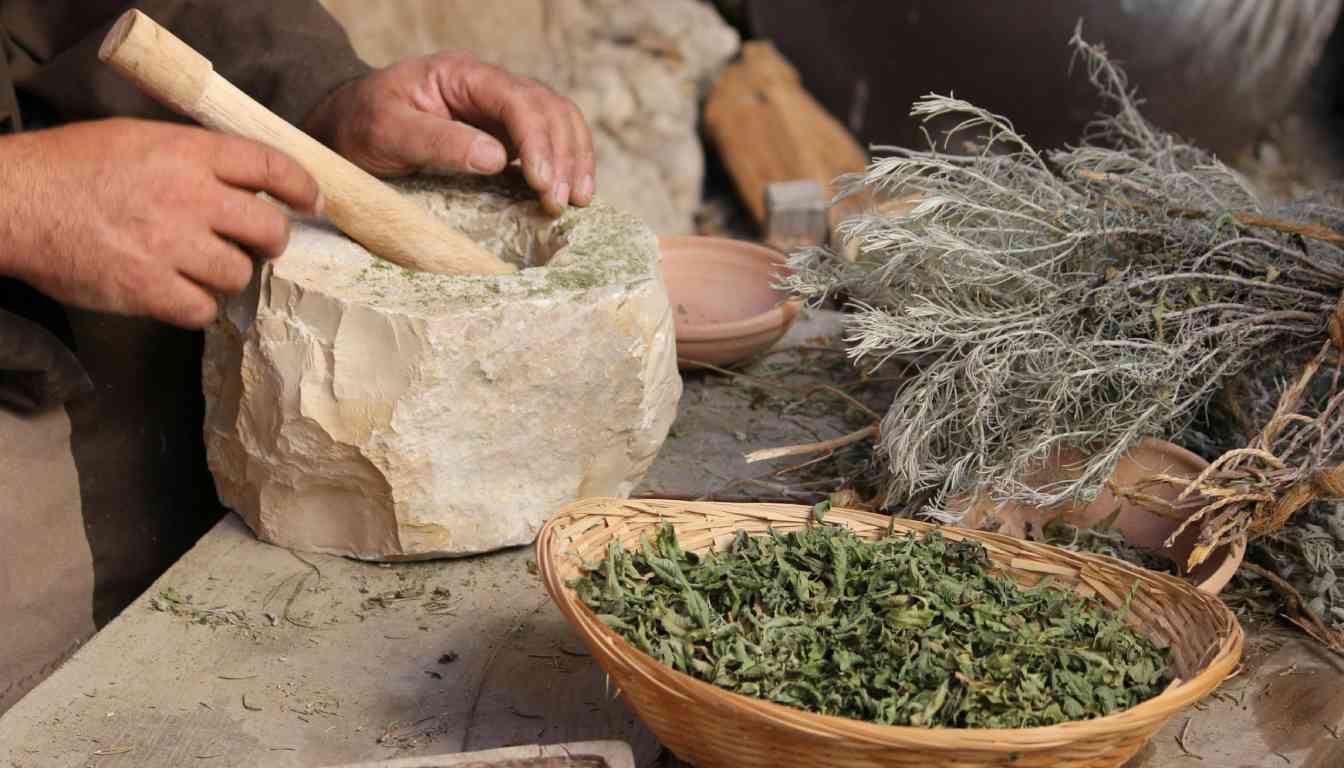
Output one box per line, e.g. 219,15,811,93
0,0,371,714
0,404,94,713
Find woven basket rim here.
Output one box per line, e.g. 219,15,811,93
538,497,1245,750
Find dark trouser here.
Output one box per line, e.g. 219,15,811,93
0,404,95,712
0,301,225,715
0,106,226,709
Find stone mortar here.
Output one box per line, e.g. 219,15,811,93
202,170,682,560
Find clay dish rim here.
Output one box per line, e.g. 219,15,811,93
657,235,803,343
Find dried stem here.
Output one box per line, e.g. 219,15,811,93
744,424,880,464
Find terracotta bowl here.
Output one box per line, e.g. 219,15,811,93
954,439,1247,595
657,236,802,368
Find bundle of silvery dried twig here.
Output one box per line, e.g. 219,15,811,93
783,30,1344,570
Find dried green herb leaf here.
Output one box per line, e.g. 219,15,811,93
811,500,831,526
575,523,1170,729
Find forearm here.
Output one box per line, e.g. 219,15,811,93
0,131,93,412
0,131,40,283
14,0,373,128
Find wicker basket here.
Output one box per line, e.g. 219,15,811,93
537,498,1244,768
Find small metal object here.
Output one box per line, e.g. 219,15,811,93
764,180,828,250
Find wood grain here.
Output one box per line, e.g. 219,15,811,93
704,41,869,229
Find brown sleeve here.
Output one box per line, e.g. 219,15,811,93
0,279,93,414
9,0,373,127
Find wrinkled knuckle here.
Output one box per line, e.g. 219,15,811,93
348,115,376,151
577,147,596,171
503,99,544,140
259,147,286,188
364,113,398,149
525,82,557,103
507,80,539,104
227,194,253,227
139,228,173,263
557,95,583,118
194,137,228,174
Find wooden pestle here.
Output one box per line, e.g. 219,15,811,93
98,9,516,277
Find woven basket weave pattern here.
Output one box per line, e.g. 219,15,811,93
538,498,1243,768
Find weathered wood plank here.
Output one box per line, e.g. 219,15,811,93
704,41,868,229
0,518,660,767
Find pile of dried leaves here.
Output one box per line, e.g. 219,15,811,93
573,523,1170,728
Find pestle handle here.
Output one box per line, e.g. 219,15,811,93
98,9,516,277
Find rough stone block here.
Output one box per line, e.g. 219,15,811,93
203,172,682,560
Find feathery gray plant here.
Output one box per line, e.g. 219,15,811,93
1140,0,1341,97
1253,501,1344,624
784,29,1344,520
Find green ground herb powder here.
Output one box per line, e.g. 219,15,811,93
573,524,1170,728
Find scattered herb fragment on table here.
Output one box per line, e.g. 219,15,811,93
572,524,1170,728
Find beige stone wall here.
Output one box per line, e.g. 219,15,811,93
320,0,740,234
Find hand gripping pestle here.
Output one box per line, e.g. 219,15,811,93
97,9,516,277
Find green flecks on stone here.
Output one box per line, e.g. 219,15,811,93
542,266,605,292
310,171,658,314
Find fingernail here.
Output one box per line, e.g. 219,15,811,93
552,182,570,211
468,138,506,173
576,175,594,204
531,156,552,185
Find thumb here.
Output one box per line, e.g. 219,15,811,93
393,110,509,175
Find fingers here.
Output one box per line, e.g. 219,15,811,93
375,107,510,175
153,276,219,330
538,96,597,212
497,90,558,206
137,231,254,330
540,101,575,215
210,136,322,216
501,85,593,215
568,106,596,207
316,53,600,215
176,235,256,296
210,189,293,261
538,98,595,212
458,62,596,213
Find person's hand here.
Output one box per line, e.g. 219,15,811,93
0,118,321,329
302,51,595,216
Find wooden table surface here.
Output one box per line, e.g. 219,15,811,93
2,311,1341,768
